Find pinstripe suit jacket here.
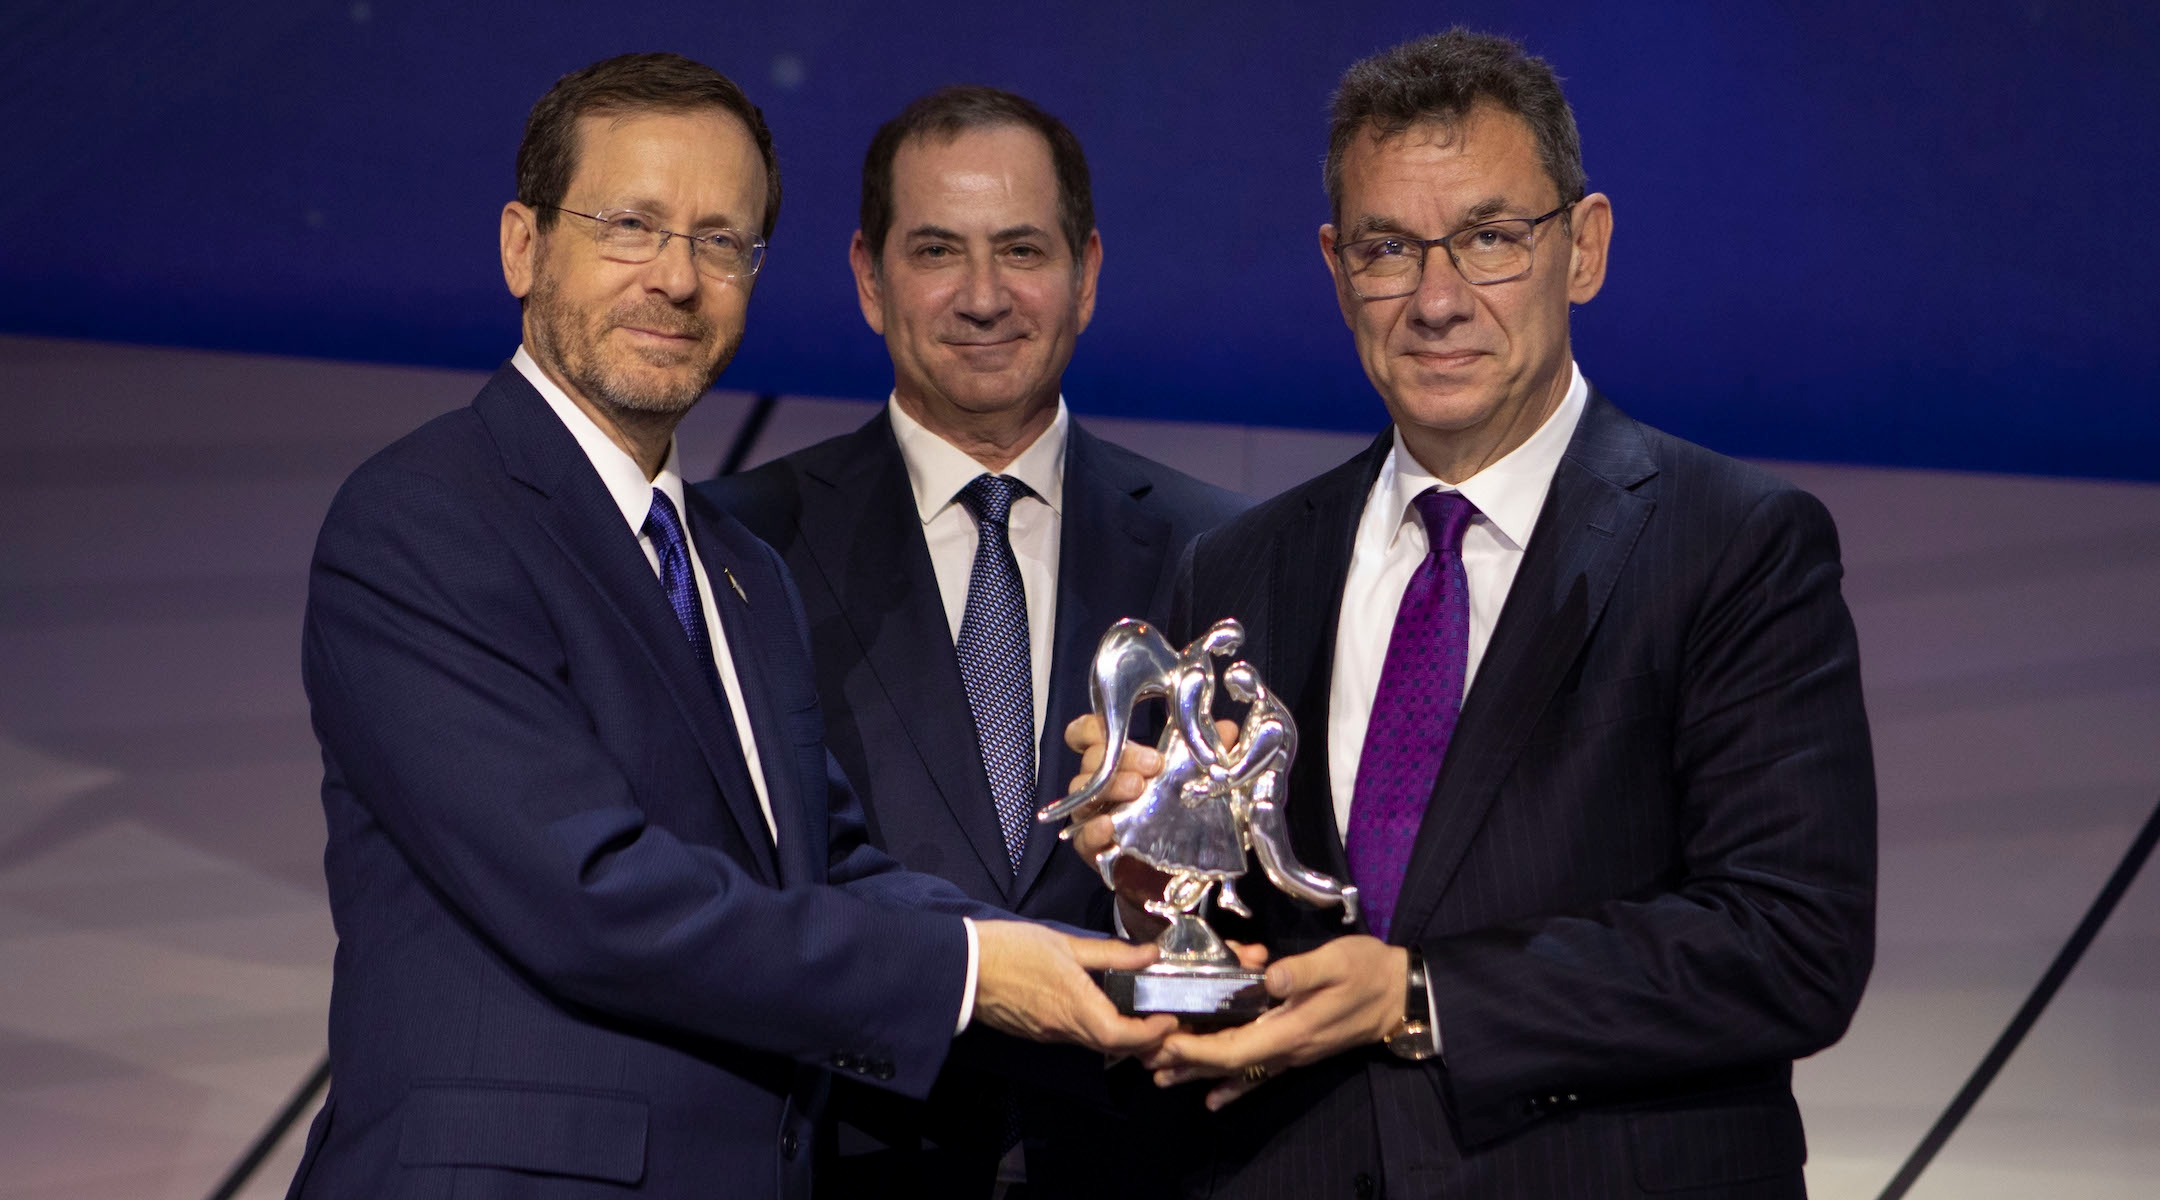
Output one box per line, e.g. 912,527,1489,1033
1166,392,1876,1199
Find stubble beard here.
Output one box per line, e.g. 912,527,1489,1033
526,264,742,419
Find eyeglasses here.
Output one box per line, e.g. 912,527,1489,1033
1334,203,1571,299
551,207,767,281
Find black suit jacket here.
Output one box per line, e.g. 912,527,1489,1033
1171,393,1875,1199
699,414,1246,1153
290,367,1012,1200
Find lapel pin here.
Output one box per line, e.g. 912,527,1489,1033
722,566,748,604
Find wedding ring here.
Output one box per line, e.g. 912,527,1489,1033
1243,1064,1269,1084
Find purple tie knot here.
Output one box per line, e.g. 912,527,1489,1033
1412,489,1478,556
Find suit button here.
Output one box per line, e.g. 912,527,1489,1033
781,1129,800,1160
873,1060,895,1081
1353,1172,1376,1198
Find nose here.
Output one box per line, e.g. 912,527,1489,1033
1407,243,1474,331
642,232,701,304
952,257,1011,326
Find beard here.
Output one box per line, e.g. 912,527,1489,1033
525,264,742,417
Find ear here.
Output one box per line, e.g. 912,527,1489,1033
1072,228,1103,335
849,230,886,336
1564,193,1612,305
501,202,539,299
1319,223,1357,330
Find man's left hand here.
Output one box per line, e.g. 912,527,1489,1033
1144,936,1408,1110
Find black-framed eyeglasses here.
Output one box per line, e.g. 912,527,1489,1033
551,207,767,281
1334,203,1571,299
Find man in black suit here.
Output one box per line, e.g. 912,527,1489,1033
1070,30,1875,1198
291,55,1173,1200
701,87,1246,1194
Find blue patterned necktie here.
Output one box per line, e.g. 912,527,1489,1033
954,474,1037,872
642,489,725,700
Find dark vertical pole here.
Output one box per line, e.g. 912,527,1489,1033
717,392,781,477
1875,793,2160,1200
203,1054,331,1200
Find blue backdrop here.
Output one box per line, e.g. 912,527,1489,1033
6,1,2156,478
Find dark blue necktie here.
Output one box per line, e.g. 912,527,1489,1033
643,489,779,858
642,488,725,701
954,474,1036,872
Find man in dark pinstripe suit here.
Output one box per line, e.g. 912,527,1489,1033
1068,29,1875,1198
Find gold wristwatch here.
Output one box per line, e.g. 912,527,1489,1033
1383,946,1439,1061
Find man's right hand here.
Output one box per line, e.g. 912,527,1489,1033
971,920,1177,1055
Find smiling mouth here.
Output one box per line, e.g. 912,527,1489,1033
1405,348,1487,366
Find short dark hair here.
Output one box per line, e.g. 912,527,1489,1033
1325,29,1586,225
858,86,1093,264
516,53,782,240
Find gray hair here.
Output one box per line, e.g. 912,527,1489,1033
1325,29,1586,223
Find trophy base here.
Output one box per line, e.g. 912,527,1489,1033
1099,964,1272,1028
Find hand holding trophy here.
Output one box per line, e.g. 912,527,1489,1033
1039,618,1359,1025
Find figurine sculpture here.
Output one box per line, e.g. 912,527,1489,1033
1039,618,1358,1022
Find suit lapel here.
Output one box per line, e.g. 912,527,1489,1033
474,369,781,885
1015,425,1173,900
687,501,819,887
1270,435,1393,889
794,418,1017,891
1387,394,1658,939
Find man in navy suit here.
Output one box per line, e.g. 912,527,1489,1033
701,87,1247,1194
289,55,1173,1200
1069,30,1876,1197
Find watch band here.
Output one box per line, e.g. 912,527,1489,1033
1384,946,1439,1061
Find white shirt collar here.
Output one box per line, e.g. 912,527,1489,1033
1382,360,1589,552
887,393,1069,525
513,345,686,536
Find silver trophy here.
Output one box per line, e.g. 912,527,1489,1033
1038,618,1359,1025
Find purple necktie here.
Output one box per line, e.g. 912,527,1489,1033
1345,489,1479,942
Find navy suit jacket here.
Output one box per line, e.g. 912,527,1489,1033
289,367,1012,1200
1170,394,1876,1199
699,415,1245,1143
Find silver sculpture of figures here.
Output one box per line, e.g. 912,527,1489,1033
1039,618,1358,1020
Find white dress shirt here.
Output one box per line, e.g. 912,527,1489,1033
1328,362,1587,1050
515,348,981,1031
1328,361,1588,834
887,395,1067,752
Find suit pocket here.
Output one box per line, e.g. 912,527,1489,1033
397,1080,648,1184
1626,1087,1805,1192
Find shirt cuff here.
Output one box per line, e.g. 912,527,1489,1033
1424,959,1444,1057
956,917,980,1034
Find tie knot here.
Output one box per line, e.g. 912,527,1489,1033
643,488,688,551
1411,489,1479,555
957,473,1030,527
